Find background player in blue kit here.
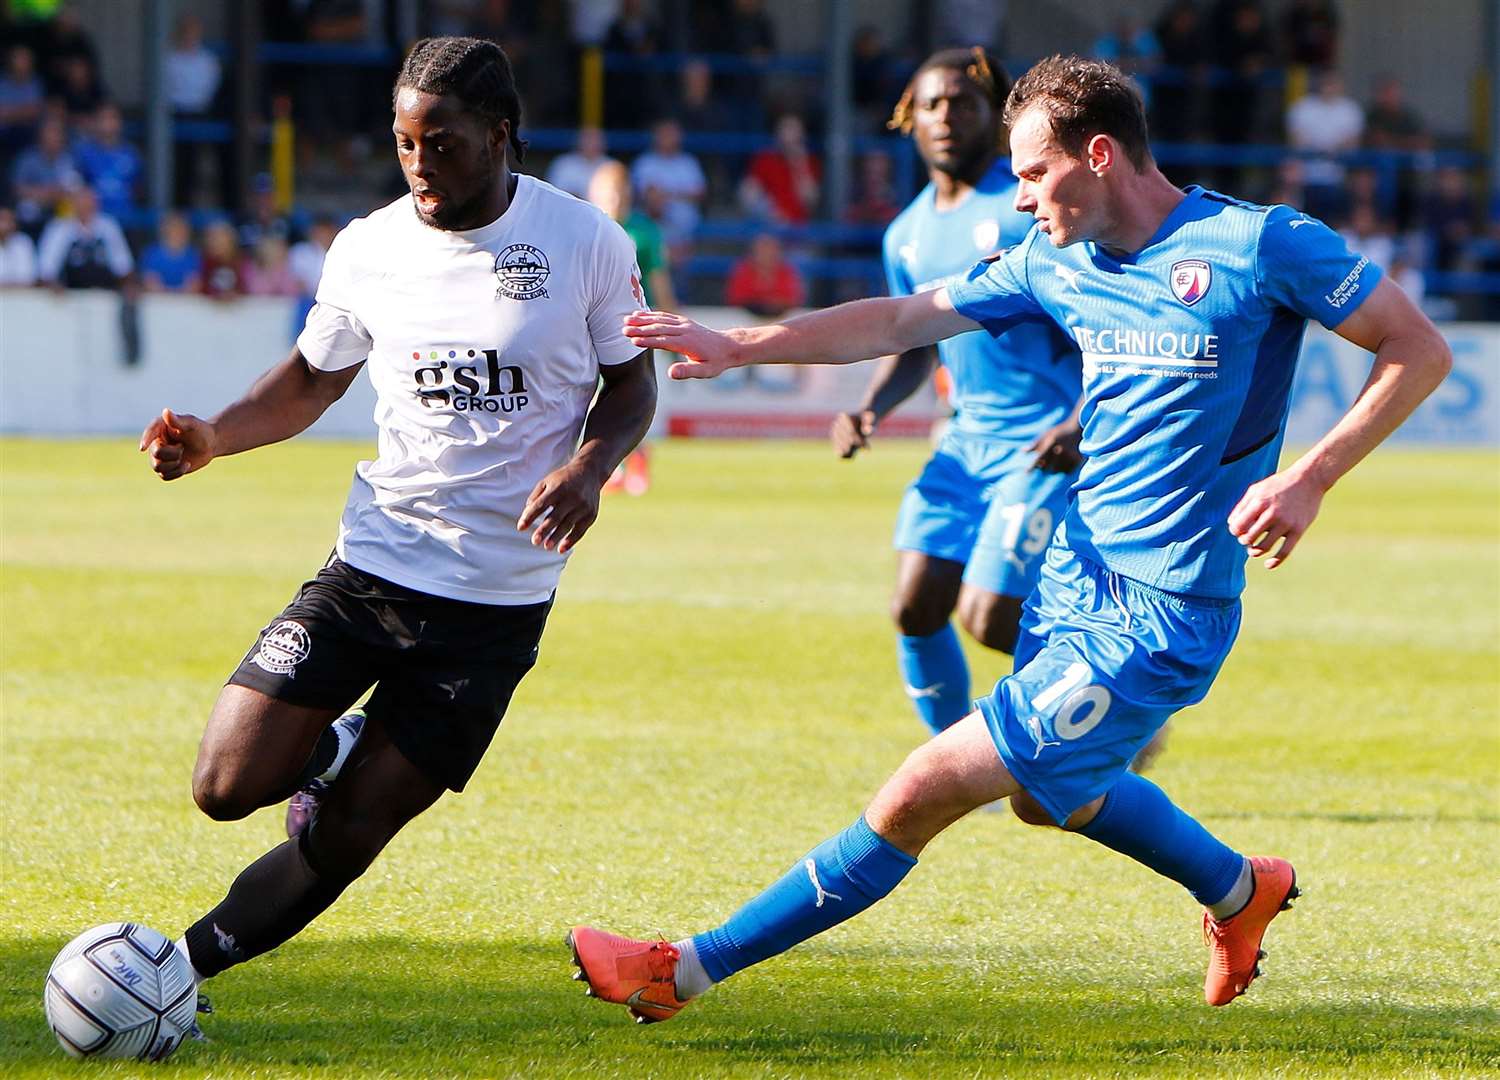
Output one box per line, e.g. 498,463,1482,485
830,48,1083,739
570,55,1452,1022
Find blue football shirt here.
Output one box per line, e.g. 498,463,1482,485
883,158,1080,443
948,186,1383,599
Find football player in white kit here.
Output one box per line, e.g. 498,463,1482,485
138,38,657,1012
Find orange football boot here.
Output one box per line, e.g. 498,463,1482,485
567,927,690,1024
1202,855,1299,1005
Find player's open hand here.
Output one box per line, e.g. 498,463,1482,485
1029,417,1083,473
831,411,877,458
1227,467,1326,570
139,408,216,480
623,310,736,381
517,460,603,554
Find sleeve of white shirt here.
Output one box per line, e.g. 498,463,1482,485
36,219,71,282
295,225,373,371
587,217,647,366
102,217,133,277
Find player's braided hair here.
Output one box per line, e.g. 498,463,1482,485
394,36,528,164
887,46,1012,145
1003,54,1151,169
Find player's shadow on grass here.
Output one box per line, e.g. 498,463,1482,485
4,936,1497,1073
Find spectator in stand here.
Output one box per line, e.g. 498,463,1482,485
726,232,805,318
165,12,222,114
244,234,301,297
1338,203,1396,273
236,172,295,251
1265,157,1305,210
1092,15,1160,105
1364,76,1431,231
631,118,706,250
1343,167,1393,225
588,158,669,496
36,184,132,290
1423,165,1475,272
54,52,104,123
0,46,46,156
676,59,735,134
1280,0,1339,70
198,218,248,299
139,210,201,292
1151,0,1207,144
1364,75,1429,153
1210,0,1275,148
588,160,675,310
1285,69,1362,222
75,103,142,221
845,149,901,227
35,5,101,98
740,114,822,225
10,115,79,232
0,205,39,286
165,11,228,207
288,213,336,329
695,0,776,117
851,25,899,135
288,214,336,299
726,0,777,59
603,0,663,130
546,126,615,200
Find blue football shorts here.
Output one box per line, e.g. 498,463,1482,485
976,542,1242,824
892,428,1075,599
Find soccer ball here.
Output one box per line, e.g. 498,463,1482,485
44,922,198,1062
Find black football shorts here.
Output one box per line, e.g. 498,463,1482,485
228,557,551,791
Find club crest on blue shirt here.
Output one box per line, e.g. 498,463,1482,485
494,243,550,300
1170,259,1211,306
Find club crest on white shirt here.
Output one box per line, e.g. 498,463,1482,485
494,243,550,300
1170,259,1211,306
972,219,1000,253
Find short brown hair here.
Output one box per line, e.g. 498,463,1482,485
1003,54,1151,169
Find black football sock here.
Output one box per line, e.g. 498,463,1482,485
181,829,355,979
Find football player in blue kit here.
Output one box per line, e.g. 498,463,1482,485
569,55,1451,1021
830,48,1084,739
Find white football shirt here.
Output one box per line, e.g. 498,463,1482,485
296,176,644,604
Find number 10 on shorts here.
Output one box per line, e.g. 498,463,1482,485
1033,661,1111,740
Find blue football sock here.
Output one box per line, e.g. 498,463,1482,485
692,816,917,984
1077,772,1246,907
897,626,971,735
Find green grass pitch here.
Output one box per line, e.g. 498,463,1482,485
2,436,1497,1078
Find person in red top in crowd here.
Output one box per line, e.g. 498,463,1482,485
725,232,805,317
740,114,821,225
198,219,248,299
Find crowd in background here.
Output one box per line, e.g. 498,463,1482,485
0,0,1494,322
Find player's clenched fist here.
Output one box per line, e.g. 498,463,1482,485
623,310,736,381
1227,466,1327,570
139,408,216,480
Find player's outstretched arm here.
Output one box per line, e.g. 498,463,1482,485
832,347,939,459
517,350,656,554
1228,278,1451,568
139,347,364,481
625,288,978,382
